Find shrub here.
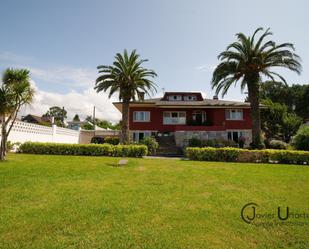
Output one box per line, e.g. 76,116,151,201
188,137,202,147
6,141,14,152
268,139,289,150
216,139,238,148
104,136,120,145
19,142,147,158
140,137,159,155
185,147,309,165
188,138,238,148
90,137,104,144
292,126,309,151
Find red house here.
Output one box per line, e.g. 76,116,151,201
113,92,253,147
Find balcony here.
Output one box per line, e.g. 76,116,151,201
186,119,213,126
163,117,186,125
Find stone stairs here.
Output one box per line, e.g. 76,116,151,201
155,135,183,156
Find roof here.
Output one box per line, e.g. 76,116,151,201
112,92,265,112
22,114,51,123
113,98,255,111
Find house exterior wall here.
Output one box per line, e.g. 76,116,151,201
129,107,252,131
128,106,253,146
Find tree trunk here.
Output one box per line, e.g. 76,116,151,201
0,116,7,161
121,99,130,144
248,81,262,149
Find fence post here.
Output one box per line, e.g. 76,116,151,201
52,124,57,142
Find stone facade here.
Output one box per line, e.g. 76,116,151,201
174,129,252,147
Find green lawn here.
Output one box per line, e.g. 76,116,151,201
0,154,308,249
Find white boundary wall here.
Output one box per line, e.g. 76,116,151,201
0,121,80,144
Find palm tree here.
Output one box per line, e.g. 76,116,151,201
0,68,35,160
211,28,302,148
95,49,157,144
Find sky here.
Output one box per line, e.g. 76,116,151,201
0,0,308,122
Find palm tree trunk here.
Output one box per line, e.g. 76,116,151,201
248,81,262,149
0,116,7,161
121,99,130,144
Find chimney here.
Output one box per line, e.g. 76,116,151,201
139,92,145,101
213,95,218,100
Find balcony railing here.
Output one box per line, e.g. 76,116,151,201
186,120,213,126
163,117,186,125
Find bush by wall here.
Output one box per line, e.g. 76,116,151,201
268,139,289,150
185,147,309,165
292,126,309,151
104,136,120,145
139,137,159,155
19,142,147,157
188,137,203,147
188,138,238,148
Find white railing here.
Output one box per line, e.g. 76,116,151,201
163,117,186,125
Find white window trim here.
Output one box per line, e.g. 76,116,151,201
225,109,243,120
133,111,150,122
163,111,186,125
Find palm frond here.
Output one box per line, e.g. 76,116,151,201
95,49,157,101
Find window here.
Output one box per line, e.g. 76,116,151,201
163,112,186,124
132,131,151,142
133,111,150,122
184,95,197,101
227,131,244,143
168,95,182,101
192,111,206,123
225,109,243,120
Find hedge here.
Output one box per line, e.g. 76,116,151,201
185,147,309,165
19,142,147,157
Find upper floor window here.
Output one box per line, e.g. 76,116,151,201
225,109,243,120
184,95,197,101
133,111,150,122
192,110,206,123
168,95,182,101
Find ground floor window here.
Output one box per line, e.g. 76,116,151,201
227,131,244,143
132,131,152,142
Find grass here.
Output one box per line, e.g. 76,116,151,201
0,154,308,249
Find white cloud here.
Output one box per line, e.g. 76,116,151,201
0,51,97,88
0,51,33,64
196,64,216,71
20,80,121,123
29,66,97,88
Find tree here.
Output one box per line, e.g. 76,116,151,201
212,27,302,148
260,81,309,119
95,49,157,144
261,99,302,142
73,114,80,122
261,99,287,140
43,106,67,127
0,68,35,160
281,113,302,142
